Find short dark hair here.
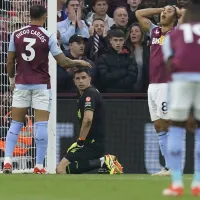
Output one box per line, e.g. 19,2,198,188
30,5,47,20
66,0,79,7
92,0,109,7
92,17,105,23
107,29,125,39
73,67,91,77
30,4,47,19
184,3,200,23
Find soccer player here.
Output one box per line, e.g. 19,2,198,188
3,4,91,174
162,3,200,196
56,67,123,174
135,5,181,176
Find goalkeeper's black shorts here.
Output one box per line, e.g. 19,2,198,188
65,140,105,162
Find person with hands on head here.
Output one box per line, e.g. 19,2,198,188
136,5,183,176
57,0,89,50
85,18,108,64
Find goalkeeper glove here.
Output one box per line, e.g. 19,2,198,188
67,138,85,153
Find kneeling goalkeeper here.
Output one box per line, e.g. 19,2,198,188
56,67,123,174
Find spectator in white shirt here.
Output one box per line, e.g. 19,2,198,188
87,0,114,31
57,0,89,50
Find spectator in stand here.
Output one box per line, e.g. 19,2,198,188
127,0,145,26
111,7,129,40
177,0,191,8
9,17,24,33
57,34,96,92
143,0,160,24
86,0,114,30
97,30,138,93
158,0,167,7
57,0,67,22
85,18,108,63
126,23,149,92
57,0,89,50
107,0,128,17
143,0,158,8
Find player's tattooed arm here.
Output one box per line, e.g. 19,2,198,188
6,51,16,79
135,8,164,32
54,53,92,69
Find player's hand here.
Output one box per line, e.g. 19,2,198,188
67,142,78,153
89,25,94,36
67,141,84,153
71,10,76,24
76,8,82,21
174,6,182,18
103,26,107,38
73,60,92,68
10,83,15,92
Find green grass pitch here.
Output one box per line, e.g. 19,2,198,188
0,174,196,200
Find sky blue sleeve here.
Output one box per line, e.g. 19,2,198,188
57,20,76,44
8,33,16,52
162,34,173,62
148,23,158,38
48,34,63,56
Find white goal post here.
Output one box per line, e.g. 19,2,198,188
0,0,57,174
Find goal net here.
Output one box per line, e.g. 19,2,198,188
0,0,57,173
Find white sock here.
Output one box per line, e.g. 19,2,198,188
35,164,43,169
4,157,12,165
172,182,184,188
100,157,105,167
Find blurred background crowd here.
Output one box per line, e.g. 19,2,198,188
0,0,191,95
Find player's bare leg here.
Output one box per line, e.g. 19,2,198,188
152,119,171,176
56,158,71,174
191,120,200,196
33,109,49,174
163,121,185,196
3,107,28,174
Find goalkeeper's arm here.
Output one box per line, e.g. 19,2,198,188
79,110,93,140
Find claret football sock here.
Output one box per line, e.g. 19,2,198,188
4,120,23,160
158,132,170,169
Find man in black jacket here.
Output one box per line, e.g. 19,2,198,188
97,30,138,93
57,34,97,92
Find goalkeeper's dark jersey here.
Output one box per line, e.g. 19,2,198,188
77,86,105,141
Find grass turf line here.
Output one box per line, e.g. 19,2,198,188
0,174,195,200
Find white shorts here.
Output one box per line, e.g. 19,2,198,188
12,89,52,112
169,81,200,121
148,83,169,121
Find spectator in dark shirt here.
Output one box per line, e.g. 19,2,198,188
97,30,138,93
126,0,145,26
107,0,128,17
126,23,150,92
57,0,67,22
57,34,96,92
177,0,192,8
143,0,160,24
111,7,129,40
85,18,108,64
